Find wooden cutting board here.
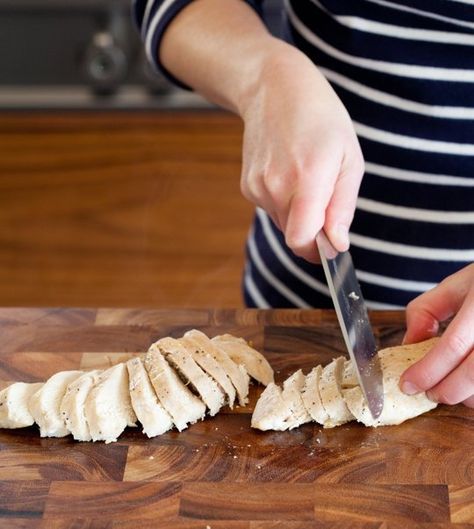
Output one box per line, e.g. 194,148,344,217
0,307,472,529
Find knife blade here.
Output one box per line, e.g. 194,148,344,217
316,230,384,419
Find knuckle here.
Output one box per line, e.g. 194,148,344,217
262,170,288,203
240,173,260,202
436,390,460,406
415,368,437,391
445,333,469,359
285,233,303,252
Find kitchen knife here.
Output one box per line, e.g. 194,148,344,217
316,230,384,419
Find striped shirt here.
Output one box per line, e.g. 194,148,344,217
133,0,474,310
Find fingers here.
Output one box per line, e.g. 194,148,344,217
426,350,474,405
324,149,364,252
400,277,474,395
284,149,363,262
404,287,457,346
403,266,472,345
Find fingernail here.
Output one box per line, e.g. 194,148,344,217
401,381,421,395
426,390,437,403
336,224,350,250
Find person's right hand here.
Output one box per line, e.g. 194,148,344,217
239,44,364,262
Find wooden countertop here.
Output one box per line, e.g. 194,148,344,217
0,112,251,308
0,307,472,528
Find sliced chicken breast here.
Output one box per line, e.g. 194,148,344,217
84,363,137,443
0,382,43,429
211,334,274,386
319,357,354,428
179,335,237,408
144,345,206,431
251,370,311,431
60,370,102,442
251,383,289,431
126,357,173,438
184,330,250,406
301,365,329,425
158,337,225,416
281,370,312,429
343,338,439,427
28,370,83,438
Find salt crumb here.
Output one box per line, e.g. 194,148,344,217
316,438,321,444
206,525,211,529
348,291,360,301
233,455,238,459
256,465,262,470
148,456,154,460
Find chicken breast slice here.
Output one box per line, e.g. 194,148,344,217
251,383,288,431
184,330,250,406
84,363,137,443
251,370,311,431
158,337,225,416
342,338,439,427
319,357,354,428
28,370,84,438
0,382,43,429
144,345,206,432
179,335,237,408
211,334,274,386
126,357,173,438
301,365,329,425
281,370,312,428
60,370,102,442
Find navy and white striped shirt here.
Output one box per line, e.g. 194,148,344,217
133,0,474,309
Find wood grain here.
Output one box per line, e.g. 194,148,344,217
0,481,49,518
180,482,315,521
0,112,252,308
44,481,181,520
0,308,472,527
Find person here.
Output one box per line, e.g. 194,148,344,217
132,0,474,407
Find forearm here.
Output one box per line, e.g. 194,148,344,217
158,0,297,114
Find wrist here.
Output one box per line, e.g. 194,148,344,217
236,39,312,118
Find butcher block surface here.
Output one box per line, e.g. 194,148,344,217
0,307,472,529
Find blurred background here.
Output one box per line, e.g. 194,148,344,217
0,0,283,308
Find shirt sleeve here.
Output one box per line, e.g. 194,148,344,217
132,0,265,89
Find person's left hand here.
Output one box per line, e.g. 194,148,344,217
400,263,474,408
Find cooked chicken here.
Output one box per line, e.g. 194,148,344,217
28,370,83,437
301,365,329,425
319,357,354,428
0,382,43,429
184,330,250,406
179,335,237,408
60,370,103,441
84,363,137,443
0,330,273,442
342,338,439,427
126,357,173,438
251,383,288,431
211,334,274,386
158,337,225,416
144,344,206,431
252,338,441,431
251,370,311,430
